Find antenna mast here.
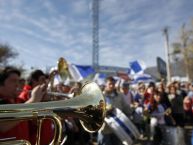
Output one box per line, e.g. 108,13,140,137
92,0,99,72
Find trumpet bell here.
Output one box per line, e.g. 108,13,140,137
76,81,106,132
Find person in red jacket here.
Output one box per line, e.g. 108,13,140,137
18,69,47,102
18,69,54,145
0,66,46,143
144,82,156,107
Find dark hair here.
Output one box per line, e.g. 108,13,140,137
121,82,129,88
0,66,21,86
105,76,116,83
138,82,145,89
154,89,162,97
149,89,161,112
148,81,155,88
27,69,45,85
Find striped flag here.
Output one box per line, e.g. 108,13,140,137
129,60,146,75
93,73,106,86
68,64,95,82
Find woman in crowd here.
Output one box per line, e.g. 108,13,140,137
167,84,185,127
146,90,166,144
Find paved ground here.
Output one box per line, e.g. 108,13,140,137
184,125,193,145
90,125,192,145
133,125,193,145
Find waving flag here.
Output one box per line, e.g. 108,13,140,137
93,73,106,86
129,60,146,75
68,64,95,82
131,73,154,84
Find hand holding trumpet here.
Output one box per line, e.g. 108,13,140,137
25,84,47,103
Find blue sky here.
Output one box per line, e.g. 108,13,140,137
0,0,193,70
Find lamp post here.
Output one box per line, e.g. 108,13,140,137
163,27,171,83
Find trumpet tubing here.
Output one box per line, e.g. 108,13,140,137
0,139,31,145
18,89,74,99
46,91,73,99
0,82,106,144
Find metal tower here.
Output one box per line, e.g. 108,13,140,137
92,0,99,71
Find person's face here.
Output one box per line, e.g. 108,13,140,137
169,86,176,94
33,75,46,87
62,85,71,93
38,75,46,85
138,85,145,95
157,85,164,92
105,80,115,92
99,100,105,109
3,73,20,98
174,82,180,89
154,94,161,102
122,86,129,94
147,86,154,94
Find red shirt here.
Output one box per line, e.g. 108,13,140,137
18,85,32,102
29,119,54,145
0,97,30,142
144,92,152,105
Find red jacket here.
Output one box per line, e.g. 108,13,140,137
18,85,32,102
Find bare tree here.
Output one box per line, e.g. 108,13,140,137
172,20,193,81
0,43,18,66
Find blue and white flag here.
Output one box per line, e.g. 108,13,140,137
68,64,95,82
131,73,154,84
129,60,146,75
93,73,106,86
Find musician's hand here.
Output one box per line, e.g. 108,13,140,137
42,94,51,102
26,84,47,103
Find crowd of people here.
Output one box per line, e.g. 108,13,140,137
128,80,193,145
98,76,193,145
0,66,192,145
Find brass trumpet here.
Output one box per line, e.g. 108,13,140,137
0,81,106,145
0,139,31,145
